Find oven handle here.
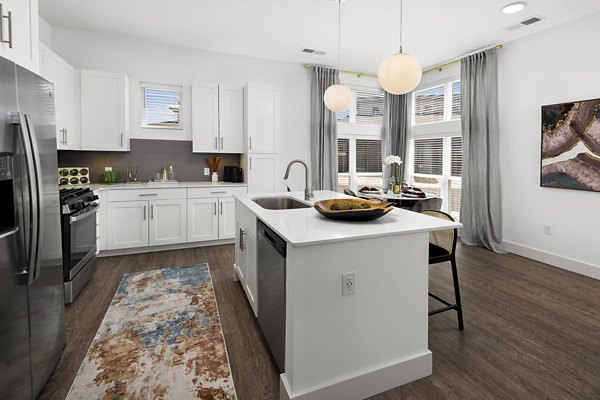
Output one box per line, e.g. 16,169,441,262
70,203,101,224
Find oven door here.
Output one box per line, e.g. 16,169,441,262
66,203,99,280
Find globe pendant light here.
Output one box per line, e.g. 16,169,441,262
324,0,352,112
378,0,422,95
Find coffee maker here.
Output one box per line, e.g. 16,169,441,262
223,166,243,183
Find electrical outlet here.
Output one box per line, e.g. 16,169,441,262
104,167,112,172
204,168,210,176
544,224,553,235
342,272,355,296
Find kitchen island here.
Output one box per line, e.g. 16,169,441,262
234,190,461,400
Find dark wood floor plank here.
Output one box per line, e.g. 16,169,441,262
39,243,600,400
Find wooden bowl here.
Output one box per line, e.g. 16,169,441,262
313,198,394,221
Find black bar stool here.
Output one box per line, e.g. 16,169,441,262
422,210,464,330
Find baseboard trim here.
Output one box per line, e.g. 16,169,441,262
280,351,432,400
503,241,599,280
98,239,235,257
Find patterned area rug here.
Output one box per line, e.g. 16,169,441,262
66,264,237,400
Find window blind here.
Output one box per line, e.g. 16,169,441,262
338,138,350,173
356,91,384,125
414,85,445,125
355,139,382,173
413,138,443,175
449,178,462,221
141,82,183,129
451,81,461,120
451,136,463,177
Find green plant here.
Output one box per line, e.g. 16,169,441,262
102,170,118,185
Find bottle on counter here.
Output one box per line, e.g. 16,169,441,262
161,166,168,181
168,165,175,181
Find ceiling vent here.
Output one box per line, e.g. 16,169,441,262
505,15,544,31
300,47,326,56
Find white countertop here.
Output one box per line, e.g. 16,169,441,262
236,190,462,247
90,181,247,191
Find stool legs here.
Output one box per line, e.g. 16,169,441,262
450,256,464,330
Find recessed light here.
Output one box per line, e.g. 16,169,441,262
502,2,526,14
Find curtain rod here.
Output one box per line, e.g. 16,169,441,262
422,44,503,74
303,43,503,79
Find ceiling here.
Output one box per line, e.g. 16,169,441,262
39,0,600,73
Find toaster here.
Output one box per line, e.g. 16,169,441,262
223,166,243,183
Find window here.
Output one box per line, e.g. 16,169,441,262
410,79,462,220
141,82,183,129
336,86,385,192
413,80,460,125
336,137,382,192
412,137,462,220
337,90,384,125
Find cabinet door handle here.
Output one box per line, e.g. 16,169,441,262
64,128,67,145
139,193,158,197
0,6,13,49
249,136,252,150
221,137,224,149
213,202,217,215
151,204,154,219
143,205,146,220
250,157,252,170
215,136,218,150
239,228,246,251
211,191,226,194
220,202,223,215
120,133,123,147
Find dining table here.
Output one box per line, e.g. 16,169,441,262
357,190,442,211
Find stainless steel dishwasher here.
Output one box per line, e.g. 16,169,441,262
257,220,286,373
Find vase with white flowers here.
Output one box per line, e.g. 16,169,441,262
384,155,403,195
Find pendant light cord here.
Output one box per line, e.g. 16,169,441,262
338,0,341,73
399,0,403,53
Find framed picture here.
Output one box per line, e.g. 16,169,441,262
540,98,600,192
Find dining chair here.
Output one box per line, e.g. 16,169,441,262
422,210,464,330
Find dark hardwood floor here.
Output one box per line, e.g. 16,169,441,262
39,243,600,400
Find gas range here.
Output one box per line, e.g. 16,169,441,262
59,187,99,304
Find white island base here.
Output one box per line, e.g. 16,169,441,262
234,190,460,400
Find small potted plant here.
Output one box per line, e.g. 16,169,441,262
384,155,403,194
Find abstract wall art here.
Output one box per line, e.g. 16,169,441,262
541,98,600,192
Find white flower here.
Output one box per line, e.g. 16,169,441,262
384,155,403,165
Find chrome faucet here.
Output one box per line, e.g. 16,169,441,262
284,159,314,200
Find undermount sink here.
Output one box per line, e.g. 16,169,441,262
253,196,312,210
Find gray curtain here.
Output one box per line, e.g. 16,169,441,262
381,92,413,185
460,48,506,253
310,66,339,191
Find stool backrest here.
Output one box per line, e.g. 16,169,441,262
422,210,457,255
344,189,358,197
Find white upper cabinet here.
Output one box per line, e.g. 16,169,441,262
245,83,279,154
80,70,129,151
218,85,243,153
192,82,243,153
39,44,78,150
0,0,38,73
192,82,219,152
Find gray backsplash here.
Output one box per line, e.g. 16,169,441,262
58,139,241,183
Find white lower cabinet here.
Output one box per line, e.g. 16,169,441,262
187,198,219,242
235,200,258,316
149,199,187,246
107,201,149,250
218,197,236,239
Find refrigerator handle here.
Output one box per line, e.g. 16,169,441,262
11,112,43,283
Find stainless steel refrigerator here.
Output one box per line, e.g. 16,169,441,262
0,56,66,399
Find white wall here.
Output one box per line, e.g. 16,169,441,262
498,12,600,278
38,16,52,47
50,27,310,189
